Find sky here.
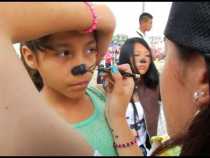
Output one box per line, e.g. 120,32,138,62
14,2,172,54
94,2,172,37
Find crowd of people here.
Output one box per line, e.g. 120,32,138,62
0,2,210,156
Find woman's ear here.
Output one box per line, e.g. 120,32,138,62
193,73,210,109
21,45,38,69
189,53,210,109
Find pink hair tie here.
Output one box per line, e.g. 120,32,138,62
83,2,98,33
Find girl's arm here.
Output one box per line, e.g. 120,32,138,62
0,2,115,54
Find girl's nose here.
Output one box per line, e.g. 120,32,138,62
139,58,147,63
71,64,87,76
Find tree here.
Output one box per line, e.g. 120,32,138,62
111,34,128,46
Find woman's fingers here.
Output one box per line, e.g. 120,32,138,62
110,64,133,83
102,64,134,94
103,74,114,93
118,63,133,74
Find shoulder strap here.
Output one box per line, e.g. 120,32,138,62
136,31,143,38
130,98,139,131
87,85,106,102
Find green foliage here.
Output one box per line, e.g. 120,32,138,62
111,34,128,46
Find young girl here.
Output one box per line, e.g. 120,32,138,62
0,2,141,156
118,37,160,155
19,2,141,156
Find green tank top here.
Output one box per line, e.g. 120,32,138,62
72,86,118,156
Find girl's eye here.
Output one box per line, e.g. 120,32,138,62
58,50,73,57
86,48,97,54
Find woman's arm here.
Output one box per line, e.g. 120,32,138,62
105,64,143,156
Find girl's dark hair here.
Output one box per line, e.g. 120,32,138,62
118,37,159,89
20,35,52,91
20,32,98,91
152,40,210,156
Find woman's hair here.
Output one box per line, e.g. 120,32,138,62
20,35,52,91
152,40,210,156
118,37,159,89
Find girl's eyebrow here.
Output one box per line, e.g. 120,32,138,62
47,39,96,48
44,42,71,49
53,43,71,48
85,39,96,46
134,51,150,55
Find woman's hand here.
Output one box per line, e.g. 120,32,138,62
104,64,134,122
103,64,142,156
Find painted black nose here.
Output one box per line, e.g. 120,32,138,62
140,59,146,63
71,64,87,76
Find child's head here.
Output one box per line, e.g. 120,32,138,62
20,31,99,99
119,37,159,89
139,12,153,32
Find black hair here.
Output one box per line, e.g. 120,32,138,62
152,40,210,156
139,12,153,23
118,37,159,89
20,35,53,91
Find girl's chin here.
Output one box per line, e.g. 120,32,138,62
139,71,146,75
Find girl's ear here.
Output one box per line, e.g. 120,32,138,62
21,45,38,69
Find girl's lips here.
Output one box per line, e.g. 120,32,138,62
138,65,146,70
69,81,89,87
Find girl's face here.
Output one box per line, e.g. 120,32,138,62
132,42,151,75
160,39,198,137
33,31,97,99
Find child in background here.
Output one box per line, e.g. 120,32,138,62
119,37,160,155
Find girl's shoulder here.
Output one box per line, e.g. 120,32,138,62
87,84,106,102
